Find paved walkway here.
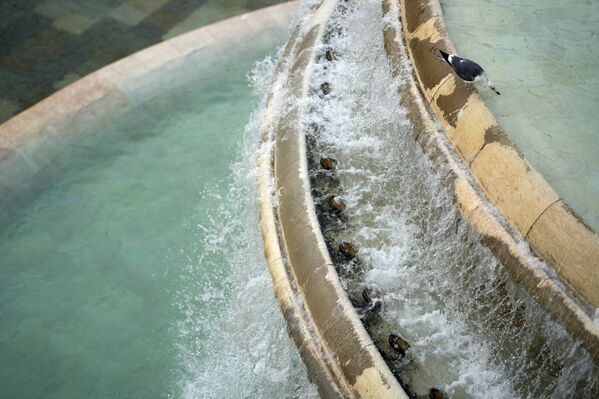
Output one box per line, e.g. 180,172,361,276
0,0,285,122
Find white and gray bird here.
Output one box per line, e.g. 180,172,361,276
439,49,500,95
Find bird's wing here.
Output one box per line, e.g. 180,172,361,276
450,57,485,82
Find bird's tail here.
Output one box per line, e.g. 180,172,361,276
438,48,451,65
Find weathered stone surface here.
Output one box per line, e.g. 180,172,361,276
259,1,409,397
397,0,599,364
404,0,440,35
528,201,599,307
407,33,449,100
471,142,559,235
431,79,491,161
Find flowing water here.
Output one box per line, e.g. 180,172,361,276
304,1,599,397
0,24,317,399
3,1,598,398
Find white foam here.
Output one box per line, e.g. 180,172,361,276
173,50,318,399
304,0,598,398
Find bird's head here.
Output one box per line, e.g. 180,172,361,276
487,80,501,95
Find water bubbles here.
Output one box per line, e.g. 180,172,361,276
174,47,317,399
304,0,599,397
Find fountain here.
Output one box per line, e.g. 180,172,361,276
259,0,599,397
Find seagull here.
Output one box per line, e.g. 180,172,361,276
438,49,500,95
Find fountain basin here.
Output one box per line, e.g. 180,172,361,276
0,4,321,398
390,0,599,364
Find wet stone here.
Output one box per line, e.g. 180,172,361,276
428,388,449,399
325,49,336,61
362,285,383,313
315,201,347,233
326,194,346,211
320,156,337,171
321,82,331,95
311,169,338,189
338,241,357,259
389,334,411,357
362,285,380,302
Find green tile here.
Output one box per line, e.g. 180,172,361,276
0,11,51,52
53,13,96,35
142,0,204,32
109,3,147,26
127,0,171,14
0,99,20,122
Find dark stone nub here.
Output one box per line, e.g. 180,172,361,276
321,82,331,95
325,49,336,61
388,334,410,357
320,156,338,171
429,388,448,399
370,299,383,313
362,286,382,312
326,195,346,211
362,286,379,302
339,241,357,259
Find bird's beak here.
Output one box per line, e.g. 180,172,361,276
494,89,501,95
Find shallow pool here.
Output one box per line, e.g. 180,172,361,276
440,0,599,231
0,16,316,399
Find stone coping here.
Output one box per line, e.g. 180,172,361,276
384,0,599,363
257,1,408,397
0,2,296,225
399,0,599,309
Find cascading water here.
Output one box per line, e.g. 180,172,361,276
0,23,318,398
302,1,599,397
174,56,319,399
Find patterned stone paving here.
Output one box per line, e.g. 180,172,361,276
0,0,286,122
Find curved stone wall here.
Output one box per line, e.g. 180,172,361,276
383,0,599,363
398,0,599,308
257,1,408,397
0,3,296,226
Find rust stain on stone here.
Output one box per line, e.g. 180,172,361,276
482,124,529,169
435,85,470,127
483,125,511,147
404,0,433,34
408,36,449,91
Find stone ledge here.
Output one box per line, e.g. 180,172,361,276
258,1,408,397
399,0,599,311
528,201,599,307
382,0,599,365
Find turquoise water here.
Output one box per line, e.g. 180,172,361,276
0,30,315,398
440,0,599,231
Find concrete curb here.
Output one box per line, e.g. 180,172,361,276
257,1,408,397
382,0,599,363
0,3,296,225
